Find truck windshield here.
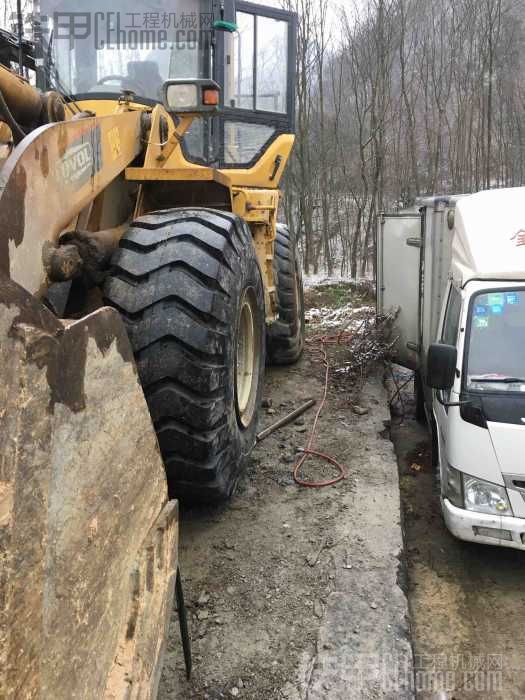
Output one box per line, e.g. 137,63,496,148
39,0,212,101
466,289,525,392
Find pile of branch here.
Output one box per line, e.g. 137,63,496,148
307,311,397,394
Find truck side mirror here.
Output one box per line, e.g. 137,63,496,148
427,343,457,390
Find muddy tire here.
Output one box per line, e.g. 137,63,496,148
104,208,265,502
266,224,305,365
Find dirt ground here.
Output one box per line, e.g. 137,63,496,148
159,284,413,699
389,368,525,700
156,282,525,699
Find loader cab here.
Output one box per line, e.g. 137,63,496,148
36,0,296,166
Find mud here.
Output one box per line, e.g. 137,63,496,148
389,369,525,700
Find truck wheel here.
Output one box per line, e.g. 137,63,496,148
266,224,305,365
104,209,265,501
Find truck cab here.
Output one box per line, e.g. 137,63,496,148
378,188,525,549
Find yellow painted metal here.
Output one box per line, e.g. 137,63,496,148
75,100,295,188
0,65,43,125
232,188,279,319
218,135,295,188
232,188,279,222
0,110,142,295
68,99,292,318
102,99,295,190
142,107,194,167
75,99,151,117
126,167,215,181
158,124,294,189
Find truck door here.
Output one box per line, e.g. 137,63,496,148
377,213,422,369
434,284,462,452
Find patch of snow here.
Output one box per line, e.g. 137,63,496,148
303,273,365,289
305,304,375,329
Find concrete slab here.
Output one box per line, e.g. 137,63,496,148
303,374,415,699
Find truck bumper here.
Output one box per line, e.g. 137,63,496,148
442,498,525,550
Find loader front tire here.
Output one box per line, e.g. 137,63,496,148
104,209,265,502
266,224,305,365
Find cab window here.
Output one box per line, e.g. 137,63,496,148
226,10,288,114
216,1,296,167
442,286,462,346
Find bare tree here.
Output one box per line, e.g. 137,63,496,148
283,0,525,280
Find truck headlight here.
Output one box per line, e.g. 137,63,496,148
463,475,512,516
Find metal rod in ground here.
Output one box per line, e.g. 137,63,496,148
176,566,192,680
256,398,316,443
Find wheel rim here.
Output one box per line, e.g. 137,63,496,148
236,289,258,428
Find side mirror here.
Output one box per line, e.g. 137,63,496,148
427,343,457,390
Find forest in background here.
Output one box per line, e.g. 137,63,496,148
3,0,525,280
282,0,525,279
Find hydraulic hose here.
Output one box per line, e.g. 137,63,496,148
0,87,27,144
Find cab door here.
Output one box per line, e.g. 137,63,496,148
214,1,297,167
434,284,463,454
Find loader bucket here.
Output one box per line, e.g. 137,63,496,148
0,272,177,699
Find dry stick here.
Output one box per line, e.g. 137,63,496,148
255,399,317,443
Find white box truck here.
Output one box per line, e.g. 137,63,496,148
378,188,525,549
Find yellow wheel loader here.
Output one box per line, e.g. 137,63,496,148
0,0,302,696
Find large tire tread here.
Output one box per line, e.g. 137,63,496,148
267,224,305,365
104,208,264,501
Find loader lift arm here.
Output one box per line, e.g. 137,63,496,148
0,109,143,295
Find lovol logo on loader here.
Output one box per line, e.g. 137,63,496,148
56,127,102,188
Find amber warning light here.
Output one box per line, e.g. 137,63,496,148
202,88,219,106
